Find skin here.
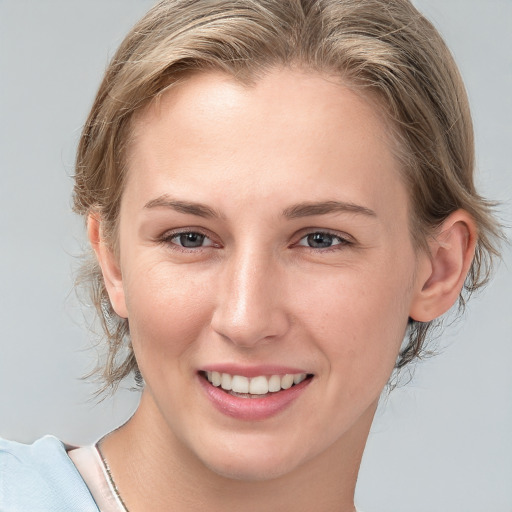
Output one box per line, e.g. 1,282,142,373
90,68,476,512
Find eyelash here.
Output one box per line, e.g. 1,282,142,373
160,229,219,252
159,229,352,253
295,231,353,252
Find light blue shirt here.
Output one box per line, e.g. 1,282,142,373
0,436,100,512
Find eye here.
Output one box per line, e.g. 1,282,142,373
168,231,215,248
297,231,350,249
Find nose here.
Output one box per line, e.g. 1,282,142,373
210,249,290,347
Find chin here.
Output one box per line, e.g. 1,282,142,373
204,457,300,482
195,435,309,482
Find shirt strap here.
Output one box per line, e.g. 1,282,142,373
68,445,127,512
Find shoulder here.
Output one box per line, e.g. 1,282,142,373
0,436,100,512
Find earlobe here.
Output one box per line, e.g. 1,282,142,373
87,214,128,319
409,210,477,322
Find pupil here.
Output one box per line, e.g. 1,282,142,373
307,233,333,248
180,233,204,248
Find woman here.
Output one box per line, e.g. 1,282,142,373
0,1,505,511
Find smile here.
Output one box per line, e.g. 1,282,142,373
204,371,309,397
198,365,314,420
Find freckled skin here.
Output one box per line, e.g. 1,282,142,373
96,69,437,511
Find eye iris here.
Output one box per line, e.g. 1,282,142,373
179,233,205,248
307,233,334,248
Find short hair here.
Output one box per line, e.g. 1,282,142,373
73,0,502,392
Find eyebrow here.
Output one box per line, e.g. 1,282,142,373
144,196,376,220
282,200,376,219
144,195,222,219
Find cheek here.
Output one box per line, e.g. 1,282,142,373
296,259,414,376
122,260,215,365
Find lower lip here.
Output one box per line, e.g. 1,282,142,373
198,374,312,421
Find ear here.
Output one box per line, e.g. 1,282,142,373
409,209,477,322
87,213,128,319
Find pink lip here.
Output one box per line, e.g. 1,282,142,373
198,372,313,421
201,364,309,378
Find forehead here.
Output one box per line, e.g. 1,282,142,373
124,68,408,220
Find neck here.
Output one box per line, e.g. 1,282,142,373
100,391,374,512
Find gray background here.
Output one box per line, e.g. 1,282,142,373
0,1,510,511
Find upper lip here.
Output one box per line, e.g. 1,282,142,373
200,364,311,378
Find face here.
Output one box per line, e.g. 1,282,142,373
101,69,430,480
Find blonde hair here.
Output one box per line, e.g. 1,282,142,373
73,0,502,392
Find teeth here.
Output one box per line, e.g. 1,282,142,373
249,376,268,395
294,373,306,385
268,374,281,392
221,373,232,391
231,375,249,393
281,374,294,389
206,371,308,394
211,371,221,387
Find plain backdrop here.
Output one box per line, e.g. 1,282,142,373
0,1,511,511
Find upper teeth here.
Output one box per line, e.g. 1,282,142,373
206,372,307,395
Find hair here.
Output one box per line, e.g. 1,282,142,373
73,0,502,393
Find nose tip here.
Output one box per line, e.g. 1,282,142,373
212,310,287,348
210,258,289,347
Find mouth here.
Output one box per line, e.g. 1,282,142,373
201,370,314,399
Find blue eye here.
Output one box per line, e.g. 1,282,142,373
169,232,214,248
298,232,348,249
